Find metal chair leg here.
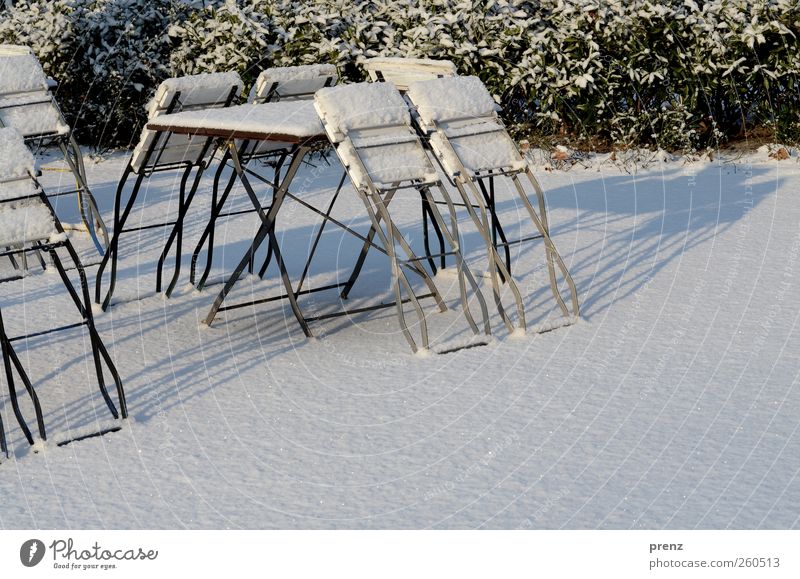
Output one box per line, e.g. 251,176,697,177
95,166,144,309
358,187,429,353
190,156,238,290
511,174,579,318
425,185,491,336
456,179,526,333
0,310,46,445
157,164,205,297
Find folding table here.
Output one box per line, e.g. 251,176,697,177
146,101,449,341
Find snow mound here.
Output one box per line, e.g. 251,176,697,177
528,315,580,334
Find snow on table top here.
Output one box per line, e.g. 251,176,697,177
0,127,35,179
146,71,244,118
315,81,410,138
407,75,498,124
147,101,324,141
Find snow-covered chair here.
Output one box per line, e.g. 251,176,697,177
94,72,244,310
190,64,339,290
361,57,457,91
0,128,126,455
250,64,338,103
405,75,580,331
0,45,108,254
315,81,489,353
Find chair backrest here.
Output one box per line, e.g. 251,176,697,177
361,57,457,92
131,72,244,173
0,47,69,139
0,127,57,248
315,82,437,191
405,75,525,177
250,64,337,103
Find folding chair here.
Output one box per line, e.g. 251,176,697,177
0,44,108,255
358,56,475,278
0,128,126,456
405,75,580,332
94,72,244,310
315,81,490,353
361,56,457,91
190,64,339,291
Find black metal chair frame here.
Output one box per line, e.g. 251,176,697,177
189,73,337,291
94,85,241,310
0,93,109,255
0,176,126,457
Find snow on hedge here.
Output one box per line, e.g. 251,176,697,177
1,0,798,150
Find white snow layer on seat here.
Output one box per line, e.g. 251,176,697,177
315,82,435,189
0,201,56,246
0,53,69,137
407,76,498,124
148,101,324,138
250,64,337,102
145,72,243,119
340,132,437,190
0,52,49,93
407,76,525,175
0,177,37,202
315,82,410,139
0,127,35,179
430,124,525,176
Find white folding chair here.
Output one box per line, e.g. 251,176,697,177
0,128,126,455
0,44,108,254
358,57,467,277
191,64,340,290
315,81,490,354
361,57,457,91
405,75,580,332
94,72,244,309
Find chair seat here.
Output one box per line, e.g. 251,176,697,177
341,135,437,190
0,200,58,247
431,126,526,176
0,95,70,139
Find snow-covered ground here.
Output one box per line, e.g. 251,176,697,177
1,146,799,529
